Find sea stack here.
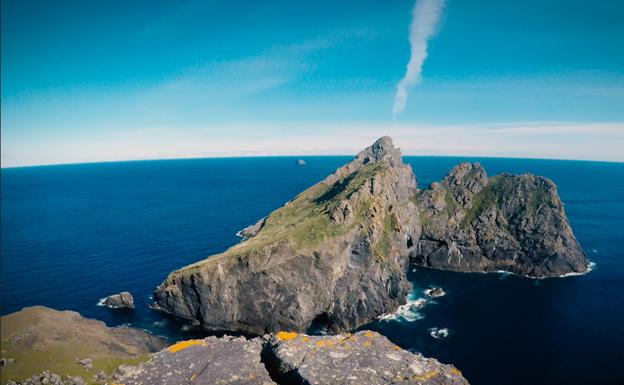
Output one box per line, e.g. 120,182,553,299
153,136,588,335
411,162,589,277
102,291,135,309
153,136,420,334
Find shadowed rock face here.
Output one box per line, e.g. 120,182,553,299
116,331,469,385
412,162,589,277
153,137,588,335
153,136,420,334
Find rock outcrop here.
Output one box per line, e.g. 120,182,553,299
117,336,275,385
412,162,589,277
264,330,468,385
0,306,166,384
115,331,469,385
153,136,420,334
153,137,589,336
101,291,135,309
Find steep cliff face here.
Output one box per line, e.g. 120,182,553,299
153,136,421,334
412,162,589,277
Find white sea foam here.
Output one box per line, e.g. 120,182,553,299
152,320,167,328
558,261,596,278
429,327,449,339
96,297,107,307
378,292,427,322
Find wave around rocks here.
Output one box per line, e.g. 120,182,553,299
378,292,427,322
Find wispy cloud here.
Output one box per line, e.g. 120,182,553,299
393,0,445,117
3,121,622,167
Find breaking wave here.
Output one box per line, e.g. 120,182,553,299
378,292,427,322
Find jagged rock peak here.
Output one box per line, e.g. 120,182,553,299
442,162,488,193
323,136,406,185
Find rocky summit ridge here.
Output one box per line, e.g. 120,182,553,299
153,136,589,335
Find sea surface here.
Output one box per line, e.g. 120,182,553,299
2,156,623,385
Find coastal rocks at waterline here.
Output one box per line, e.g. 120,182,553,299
115,330,469,385
425,287,446,298
153,136,420,334
100,291,134,309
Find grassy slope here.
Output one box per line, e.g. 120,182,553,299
0,307,152,385
173,163,388,276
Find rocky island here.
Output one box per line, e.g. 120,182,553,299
153,136,589,335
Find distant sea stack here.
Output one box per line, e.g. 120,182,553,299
411,162,589,277
153,136,588,334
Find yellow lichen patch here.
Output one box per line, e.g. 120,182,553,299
167,339,207,353
363,330,375,338
301,336,310,342
392,345,402,350
276,331,299,341
314,339,337,348
412,370,438,381
450,367,462,376
190,373,197,381
363,341,372,347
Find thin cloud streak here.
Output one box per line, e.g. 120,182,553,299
393,0,445,117
3,122,622,168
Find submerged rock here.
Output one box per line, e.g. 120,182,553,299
412,162,589,278
153,136,420,334
296,159,306,166
102,291,134,309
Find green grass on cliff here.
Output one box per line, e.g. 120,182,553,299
0,307,152,385
178,163,389,273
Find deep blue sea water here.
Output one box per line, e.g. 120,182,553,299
2,156,623,385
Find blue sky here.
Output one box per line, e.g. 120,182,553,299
1,0,623,167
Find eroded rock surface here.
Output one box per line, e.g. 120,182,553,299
153,136,420,334
265,330,468,385
412,162,589,277
117,336,275,385
115,331,469,385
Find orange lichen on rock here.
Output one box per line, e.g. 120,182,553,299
412,370,438,381
450,367,462,376
301,336,310,342
167,339,207,353
363,330,375,338
276,331,299,341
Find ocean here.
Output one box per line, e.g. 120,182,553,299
1,156,623,385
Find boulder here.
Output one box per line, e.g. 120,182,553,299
102,291,134,309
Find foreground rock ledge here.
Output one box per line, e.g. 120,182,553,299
116,330,469,385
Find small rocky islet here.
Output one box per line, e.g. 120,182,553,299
1,136,589,385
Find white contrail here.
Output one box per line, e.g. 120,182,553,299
392,0,445,117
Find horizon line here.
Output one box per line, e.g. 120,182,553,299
3,152,622,170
